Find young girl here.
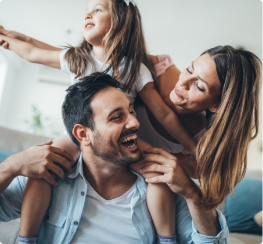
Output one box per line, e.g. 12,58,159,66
0,0,196,243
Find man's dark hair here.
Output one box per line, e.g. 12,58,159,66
62,72,120,147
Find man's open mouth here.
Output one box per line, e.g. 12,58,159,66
119,134,137,147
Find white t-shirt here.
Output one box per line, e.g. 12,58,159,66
60,49,153,104
71,179,141,244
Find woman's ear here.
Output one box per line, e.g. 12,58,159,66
209,102,219,113
72,124,91,146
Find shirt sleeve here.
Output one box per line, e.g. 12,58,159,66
59,48,71,75
135,63,153,92
154,55,175,77
191,210,229,244
0,176,27,222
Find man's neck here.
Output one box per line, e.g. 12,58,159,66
81,154,137,200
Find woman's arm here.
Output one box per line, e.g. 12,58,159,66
0,26,60,51
140,147,221,237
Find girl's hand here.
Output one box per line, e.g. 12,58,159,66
140,147,200,200
0,26,27,49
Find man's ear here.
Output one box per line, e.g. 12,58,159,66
72,124,91,146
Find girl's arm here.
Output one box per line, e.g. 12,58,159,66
0,26,60,51
0,34,61,68
139,83,196,156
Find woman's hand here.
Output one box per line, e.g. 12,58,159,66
140,147,200,200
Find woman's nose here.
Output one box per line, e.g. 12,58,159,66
179,77,191,90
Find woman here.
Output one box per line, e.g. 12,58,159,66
138,45,261,209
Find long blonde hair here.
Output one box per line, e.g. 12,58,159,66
64,0,157,92
197,46,261,209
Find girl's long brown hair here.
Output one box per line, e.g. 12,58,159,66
196,46,261,209
64,0,157,92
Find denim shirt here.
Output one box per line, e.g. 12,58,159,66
0,156,228,244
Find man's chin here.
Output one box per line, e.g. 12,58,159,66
121,150,142,166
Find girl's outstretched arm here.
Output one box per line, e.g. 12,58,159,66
20,135,80,239
139,83,197,156
0,26,60,51
0,34,60,68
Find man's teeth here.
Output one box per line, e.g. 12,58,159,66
120,135,137,143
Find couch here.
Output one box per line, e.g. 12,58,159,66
0,125,262,244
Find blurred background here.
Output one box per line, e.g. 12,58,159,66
0,0,261,169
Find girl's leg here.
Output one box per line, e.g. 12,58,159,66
147,183,176,244
19,178,51,240
131,159,176,243
147,183,175,236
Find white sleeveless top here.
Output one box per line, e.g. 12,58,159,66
136,106,206,154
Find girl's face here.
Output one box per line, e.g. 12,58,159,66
170,53,221,114
83,0,111,46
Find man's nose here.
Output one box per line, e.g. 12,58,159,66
126,113,140,130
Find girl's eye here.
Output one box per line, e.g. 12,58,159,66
95,9,102,13
195,82,205,92
186,68,192,74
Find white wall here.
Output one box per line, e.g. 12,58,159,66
0,0,261,168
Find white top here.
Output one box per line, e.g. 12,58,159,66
60,49,153,103
71,158,141,244
136,106,206,154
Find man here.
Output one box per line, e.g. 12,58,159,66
0,73,228,243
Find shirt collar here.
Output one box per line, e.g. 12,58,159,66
68,153,85,179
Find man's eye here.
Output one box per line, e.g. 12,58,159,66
186,68,192,74
111,116,121,121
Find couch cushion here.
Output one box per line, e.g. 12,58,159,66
0,150,15,162
225,177,262,235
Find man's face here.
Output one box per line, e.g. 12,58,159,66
89,87,141,166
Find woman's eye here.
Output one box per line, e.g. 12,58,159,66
195,82,205,92
186,68,192,74
95,9,102,13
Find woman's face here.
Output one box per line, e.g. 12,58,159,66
170,53,221,114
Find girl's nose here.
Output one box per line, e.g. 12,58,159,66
85,13,92,20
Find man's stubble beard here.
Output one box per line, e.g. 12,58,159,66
91,130,142,166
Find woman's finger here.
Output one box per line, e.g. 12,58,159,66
144,147,177,160
145,174,168,184
140,163,170,174
141,153,177,167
